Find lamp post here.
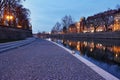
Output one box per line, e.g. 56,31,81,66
5,0,14,26
6,14,13,26
6,0,11,26
8,0,10,26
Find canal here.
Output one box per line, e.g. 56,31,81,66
51,38,120,79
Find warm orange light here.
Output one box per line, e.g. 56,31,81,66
6,15,13,21
77,42,80,51
113,46,120,53
17,25,22,28
83,41,88,47
90,42,94,48
10,16,13,20
90,48,93,52
69,42,72,46
96,43,103,49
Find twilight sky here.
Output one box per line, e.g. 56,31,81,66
23,0,120,33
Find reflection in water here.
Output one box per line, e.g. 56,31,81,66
63,40,120,64
53,39,120,78
113,46,120,63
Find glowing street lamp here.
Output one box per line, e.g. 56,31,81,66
17,25,22,28
6,15,13,21
6,15,14,26
6,0,13,26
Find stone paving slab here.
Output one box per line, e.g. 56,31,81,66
0,39,105,80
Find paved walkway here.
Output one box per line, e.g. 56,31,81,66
0,39,105,80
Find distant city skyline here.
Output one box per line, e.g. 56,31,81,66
23,0,120,33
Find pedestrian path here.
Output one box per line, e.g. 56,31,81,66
0,39,118,80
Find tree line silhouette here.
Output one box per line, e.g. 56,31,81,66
0,0,31,30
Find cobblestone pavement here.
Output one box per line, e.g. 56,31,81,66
0,39,105,80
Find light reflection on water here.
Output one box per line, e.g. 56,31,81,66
52,39,120,79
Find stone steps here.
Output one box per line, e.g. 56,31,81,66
0,37,36,53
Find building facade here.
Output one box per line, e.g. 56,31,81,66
68,24,77,33
113,10,120,31
65,9,120,34
86,9,120,32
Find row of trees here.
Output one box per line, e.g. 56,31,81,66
51,15,74,34
0,0,31,30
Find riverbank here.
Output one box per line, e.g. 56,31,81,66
49,31,120,39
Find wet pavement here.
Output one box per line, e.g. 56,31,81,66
0,39,105,80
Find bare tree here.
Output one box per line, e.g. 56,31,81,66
0,0,25,15
62,15,74,28
0,0,31,30
100,12,114,31
15,4,30,29
61,15,74,33
51,22,61,34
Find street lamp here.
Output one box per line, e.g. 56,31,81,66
8,0,11,26
5,0,14,26
6,15,13,26
6,15,13,21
